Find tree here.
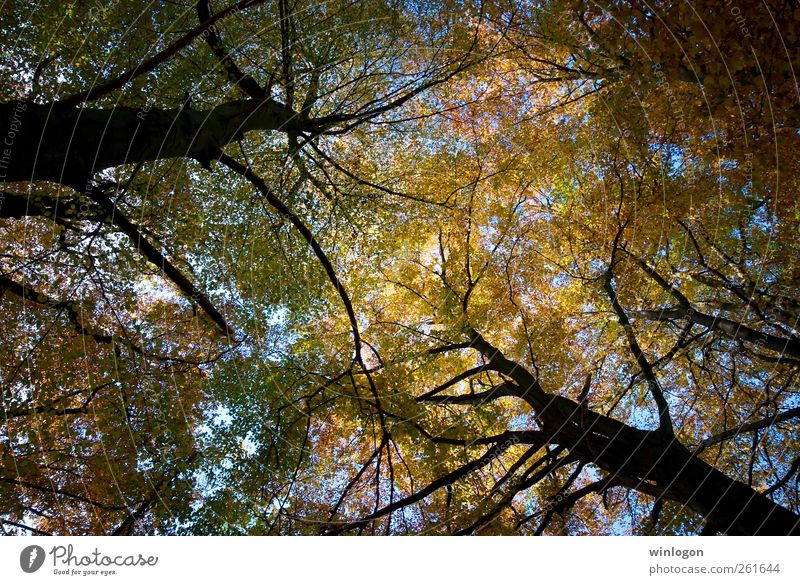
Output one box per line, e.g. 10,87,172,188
1,0,798,535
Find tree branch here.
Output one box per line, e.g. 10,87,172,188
60,0,268,106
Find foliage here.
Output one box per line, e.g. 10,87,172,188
1,0,799,535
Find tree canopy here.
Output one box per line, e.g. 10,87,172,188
1,0,799,535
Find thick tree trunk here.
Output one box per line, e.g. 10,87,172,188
0,98,298,188
565,422,800,535
471,332,800,535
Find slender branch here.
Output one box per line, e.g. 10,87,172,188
328,440,519,534
111,451,200,535
603,271,674,436
60,0,267,106
0,518,53,535
764,457,800,496
417,382,520,405
197,0,269,99
535,476,619,535
0,274,113,344
415,365,492,401
697,407,800,451
0,477,129,512
86,185,233,336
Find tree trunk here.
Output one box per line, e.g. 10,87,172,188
567,423,800,535
471,331,800,535
0,98,297,188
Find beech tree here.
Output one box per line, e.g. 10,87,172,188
1,0,798,535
